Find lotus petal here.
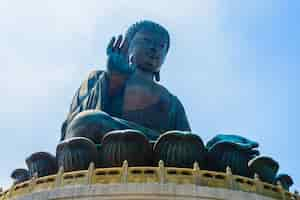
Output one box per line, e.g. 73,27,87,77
56,137,97,172
153,131,206,168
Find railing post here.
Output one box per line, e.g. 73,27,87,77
29,173,38,193
294,190,299,200
276,181,286,200
55,166,64,187
254,173,263,194
6,183,16,199
87,162,95,185
158,160,166,184
193,162,201,185
226,166,235,190
121,160,128,183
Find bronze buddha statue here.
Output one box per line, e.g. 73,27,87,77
62,20,191,142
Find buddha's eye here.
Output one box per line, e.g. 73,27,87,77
143,38,151,42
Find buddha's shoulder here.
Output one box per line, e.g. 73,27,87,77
153,84,185,110
152,82,176,101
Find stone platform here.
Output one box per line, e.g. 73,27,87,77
10,183,277,200
1,163,298,200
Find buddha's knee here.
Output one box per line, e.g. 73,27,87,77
64,110,123,144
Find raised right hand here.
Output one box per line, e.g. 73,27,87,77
106,35,133,74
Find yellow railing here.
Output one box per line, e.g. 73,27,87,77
0,161,299,200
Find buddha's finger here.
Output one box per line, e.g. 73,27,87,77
114,35,123,51
106,36,116,55
120,38,129,54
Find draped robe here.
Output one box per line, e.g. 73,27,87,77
62,70,191,141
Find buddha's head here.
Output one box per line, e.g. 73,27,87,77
125,20,170,80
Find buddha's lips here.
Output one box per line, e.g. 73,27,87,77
145,50,160,59
144,60,158,68
148,55,159,60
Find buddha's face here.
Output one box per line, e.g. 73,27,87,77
128,29,168,72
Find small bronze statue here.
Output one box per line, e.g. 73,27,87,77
206,134,260,177
25,152,57,178
274,174,294,191
62,20,191,141
248,156,279,183
10,169,30,184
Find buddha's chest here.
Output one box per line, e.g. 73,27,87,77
120,85,171,131
122,85,160,110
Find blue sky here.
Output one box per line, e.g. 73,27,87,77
0,0,299,191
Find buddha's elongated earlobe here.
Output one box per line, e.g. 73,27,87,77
154,71,160,82
128,55,136,73
129,54,134,65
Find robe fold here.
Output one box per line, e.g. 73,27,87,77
62,70,191,141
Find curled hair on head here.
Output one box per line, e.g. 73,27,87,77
125,20,170,55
